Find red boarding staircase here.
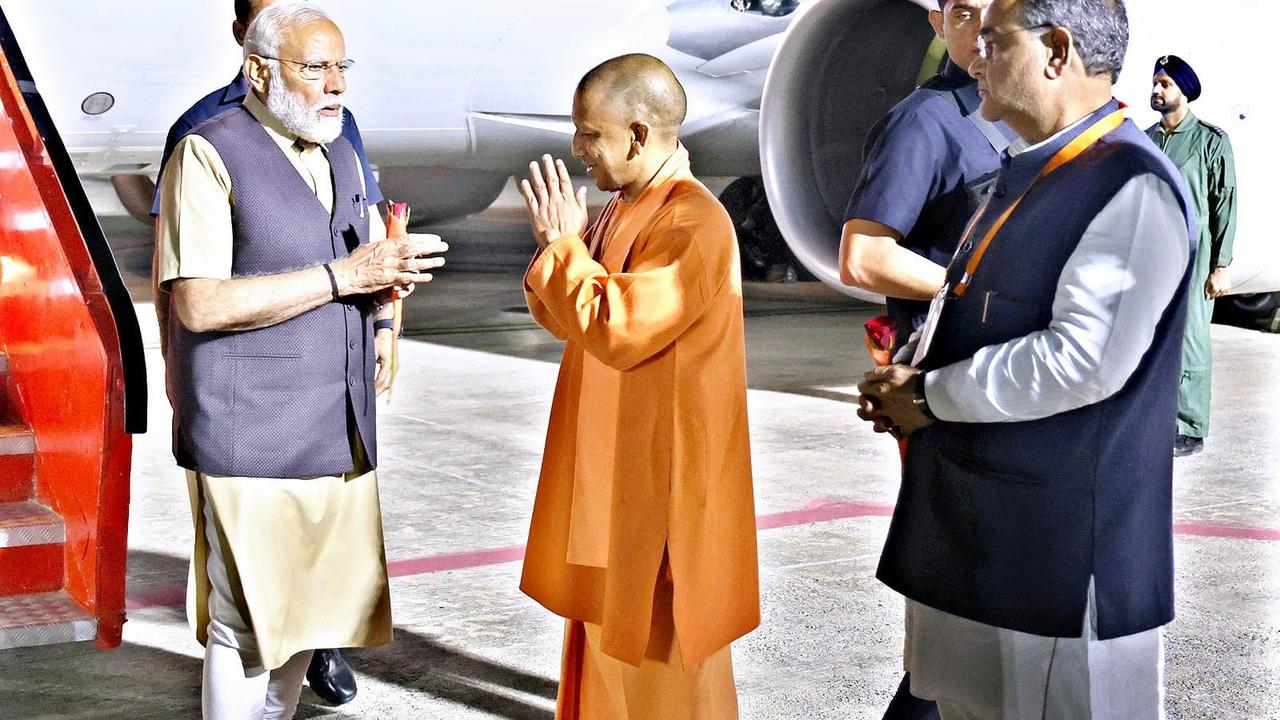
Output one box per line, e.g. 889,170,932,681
0,8,146,649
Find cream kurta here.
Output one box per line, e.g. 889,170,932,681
521,145,758,714
159,93,391,669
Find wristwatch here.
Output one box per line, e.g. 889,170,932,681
911,373,937,421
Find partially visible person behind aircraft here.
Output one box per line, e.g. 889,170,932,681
838,2,1015,716
518,53,758,720
857,0,1195,715
1147,54,1238,458
149,0,380,703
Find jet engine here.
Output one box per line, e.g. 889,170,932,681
760,0,937,300
375,168,509,226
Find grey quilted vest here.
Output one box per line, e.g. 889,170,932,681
168,104,376,477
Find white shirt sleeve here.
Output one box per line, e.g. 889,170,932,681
923,173,1190,423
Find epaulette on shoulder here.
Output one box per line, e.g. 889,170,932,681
1199,119,1227,137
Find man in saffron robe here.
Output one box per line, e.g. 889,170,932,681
518,53,759,720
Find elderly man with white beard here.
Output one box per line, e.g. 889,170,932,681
155,3,448,718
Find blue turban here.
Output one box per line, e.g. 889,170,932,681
1155,55,1201,102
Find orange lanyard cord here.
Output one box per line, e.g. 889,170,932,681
952,109,1126,298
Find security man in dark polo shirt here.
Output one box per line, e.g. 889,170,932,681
150,0,382,707
837,1,1015,717
840,0,1016,344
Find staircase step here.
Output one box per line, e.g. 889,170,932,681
0,425,34,456
0,591,96,649
0,452,34,503
0,354,7,419
0,502,65,597
0,544,63,598
0,353,29,501
0,501,65,547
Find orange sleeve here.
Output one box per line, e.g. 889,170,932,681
524,249,569,341
523,211,719,371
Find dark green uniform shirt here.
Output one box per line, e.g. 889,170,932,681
1146,110,1238,437
1146,110,1237,269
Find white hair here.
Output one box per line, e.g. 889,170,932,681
243,2,345,144
1020,0,1129,82
243,2,334,60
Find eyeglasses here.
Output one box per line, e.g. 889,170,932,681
976,24,1052,60
257,55,355,81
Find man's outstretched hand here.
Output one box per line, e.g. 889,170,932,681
333,233,448,296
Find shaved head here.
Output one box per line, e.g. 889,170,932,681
575,54,687,137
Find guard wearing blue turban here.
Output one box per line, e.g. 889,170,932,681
1147,55,1237,456
1154,54,1202,102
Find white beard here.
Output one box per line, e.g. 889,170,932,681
267,82,344,144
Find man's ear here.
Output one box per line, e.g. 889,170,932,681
1045,27,1073,79
233,20,248,47
628,122,650,159
928,9,945,40
244,56,270,97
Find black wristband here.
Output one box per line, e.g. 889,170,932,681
912,373,937,421
322,263,340,301
373,319,395,333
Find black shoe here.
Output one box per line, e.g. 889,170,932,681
306,648,357,705
882,673,940,720
1173,435,1204,457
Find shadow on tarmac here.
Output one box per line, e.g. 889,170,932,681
348,628,558,720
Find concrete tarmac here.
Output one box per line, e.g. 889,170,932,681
0,207,1277,719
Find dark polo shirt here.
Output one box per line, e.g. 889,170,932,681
844,59,1016,341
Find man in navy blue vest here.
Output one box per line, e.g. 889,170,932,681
840,2,1015,716
156,5,446,717
856,0,1195,716
150,0,384,705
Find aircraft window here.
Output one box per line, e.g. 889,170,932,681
81,92,115,116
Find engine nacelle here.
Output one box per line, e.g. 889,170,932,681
376,167,509,226
760,0,935,300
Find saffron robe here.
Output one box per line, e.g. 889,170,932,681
555,559,738,720
521,145,759,682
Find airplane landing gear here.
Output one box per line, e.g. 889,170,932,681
729,0,798,17
719,176,808,283
1213,292,1280,333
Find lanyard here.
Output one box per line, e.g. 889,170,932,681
951,109,1126,298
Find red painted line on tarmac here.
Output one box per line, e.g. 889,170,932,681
1173,521,1280,542
386,545,527,577
123,500,1278,611
756,500,896,530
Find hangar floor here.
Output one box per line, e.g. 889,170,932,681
1,206,1276,719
